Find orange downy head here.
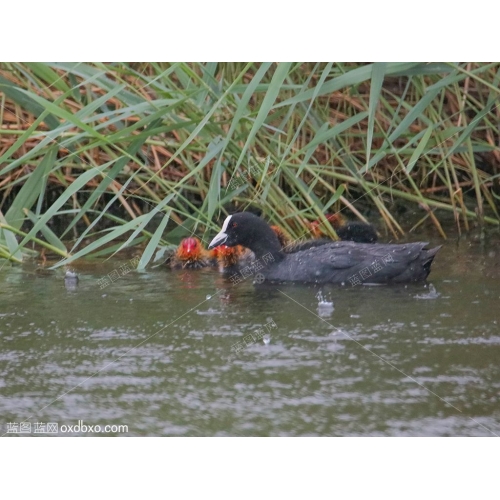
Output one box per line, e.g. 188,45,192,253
213,244,243,267
176,237,203,261
270,225,291,248
309,213,346,238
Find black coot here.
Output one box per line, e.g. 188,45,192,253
208,212,441,285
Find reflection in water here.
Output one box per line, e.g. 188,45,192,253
0,237,499,436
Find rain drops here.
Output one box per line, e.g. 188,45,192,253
415,283,440,300
316,291,334,317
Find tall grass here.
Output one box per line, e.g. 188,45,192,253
0,62,499,268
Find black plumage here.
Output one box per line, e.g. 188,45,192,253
209,212,441,285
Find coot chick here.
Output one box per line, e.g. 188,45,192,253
310,213,378,243
209,212,440,284
211,244,253,272
270,225,291,248
271,225,334,253
170,237,213,269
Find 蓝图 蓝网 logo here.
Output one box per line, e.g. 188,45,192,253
5,422,58,434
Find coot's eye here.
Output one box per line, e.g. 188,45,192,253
232,222,238,228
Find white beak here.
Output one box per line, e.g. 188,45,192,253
209,230,228,248
208,215,232,249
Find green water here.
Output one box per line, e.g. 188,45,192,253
1,236,499,436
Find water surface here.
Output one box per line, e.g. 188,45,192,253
1,235,499,436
